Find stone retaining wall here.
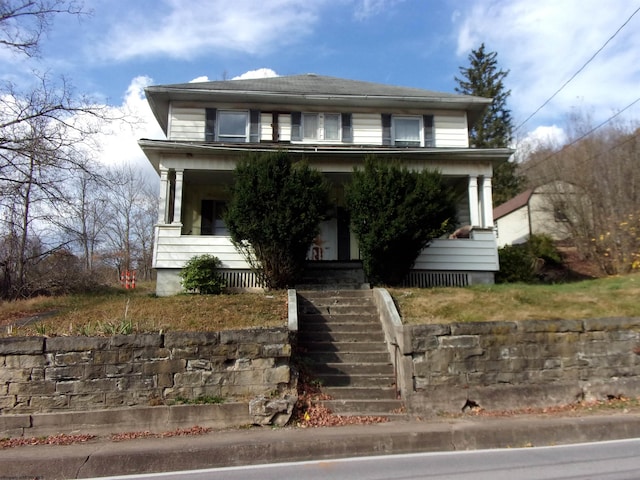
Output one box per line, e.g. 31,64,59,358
0,328,292,415
375,289,640,414
404,317,640,414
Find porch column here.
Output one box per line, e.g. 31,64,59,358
468,175,480,226
172,169,184,225
158,167,170,224
481,176,494,228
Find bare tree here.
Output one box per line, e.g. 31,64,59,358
0,0,125,297
522,112,640,275
102,164,156,282
0,0,82,56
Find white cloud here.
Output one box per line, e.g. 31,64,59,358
98,0,326,61
352,0,403,20
514,125,566,162
232,68,279,80
189,76,210,83
93,76,164,180
453,1,640,133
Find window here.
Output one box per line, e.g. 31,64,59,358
218,111,248,142
324,114,340,140
297,113,343,141
393,117,421,147
303,113,318,140
205,109,259,142
382,114,435,147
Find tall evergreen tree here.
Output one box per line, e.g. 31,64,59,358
455,43,523,205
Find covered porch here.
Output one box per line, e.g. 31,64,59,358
148,141,498,295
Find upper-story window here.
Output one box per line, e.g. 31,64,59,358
302,113,341,141
218,111,248,142
205,108,260,143
382,114,435,147
393,117,421,147
292,112,352,143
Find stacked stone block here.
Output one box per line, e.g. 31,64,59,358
403,317,640,414
0,328,291,414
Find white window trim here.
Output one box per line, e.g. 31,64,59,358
392,115,423,147
301,112,342,143
217,110,249,143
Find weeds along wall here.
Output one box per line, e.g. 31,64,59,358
0,329,291,415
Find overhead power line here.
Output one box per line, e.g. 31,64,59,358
515,5,640,132
520,95,640,173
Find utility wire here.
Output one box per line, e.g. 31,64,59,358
520,95,640,173
515,5,640,132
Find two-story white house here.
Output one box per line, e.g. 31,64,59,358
139,74,514,296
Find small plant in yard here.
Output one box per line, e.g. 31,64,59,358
179,255,226,294
98,317,134,335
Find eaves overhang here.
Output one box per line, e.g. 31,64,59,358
138,139,514,174
145,77,492,135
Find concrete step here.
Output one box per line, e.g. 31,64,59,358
299,305,378,316
320,399,404,415
295,283,370,290
298,289,373,299
300,313,380,324
322,386,398,400
298,331,385,343
313,373,396,388
299,323,382,334
298,297,374,309
309,362,394,376
301,341,388,353
303,351,392,364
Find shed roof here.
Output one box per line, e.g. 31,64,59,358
493,189,533,220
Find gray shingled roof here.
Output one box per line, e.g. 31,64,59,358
145,74,492,134
153,74,475,100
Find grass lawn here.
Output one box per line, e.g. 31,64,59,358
390,273,640,324
0,283,288,337
1,274,639,336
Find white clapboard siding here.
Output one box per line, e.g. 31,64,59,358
414,234,499,271
170,107,205,141
434,113,469,148
279,114,291,141
154,235,251,269
260,113,271,141
352,113,382,145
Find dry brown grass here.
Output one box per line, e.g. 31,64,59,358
0,283,287,337
390,273,640,324
3,274,640,336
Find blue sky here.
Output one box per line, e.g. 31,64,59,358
4,0,640,173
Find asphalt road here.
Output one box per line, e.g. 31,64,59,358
99,438,640,480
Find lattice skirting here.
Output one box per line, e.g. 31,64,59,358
401,271,470,288
219,269,263,289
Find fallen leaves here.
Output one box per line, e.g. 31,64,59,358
0,426,213,449
110,425,212,442
446,395,640,418
0,433,96,449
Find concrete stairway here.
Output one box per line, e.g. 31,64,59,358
297,289,404,417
